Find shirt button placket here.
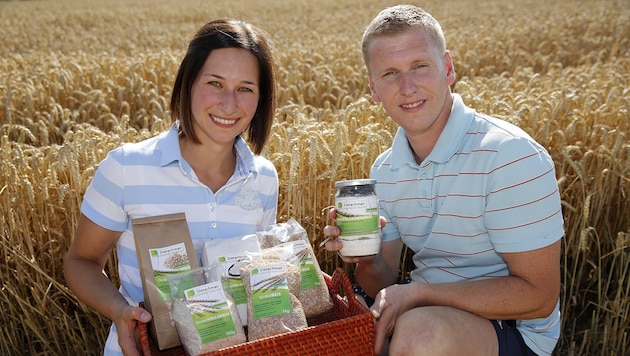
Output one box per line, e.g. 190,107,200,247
208,192,218,236
418,170,431,210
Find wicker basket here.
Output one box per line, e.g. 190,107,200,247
139,267,375,356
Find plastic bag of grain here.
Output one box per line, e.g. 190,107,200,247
168,265,246,355
257,219,334,318
240,259,307,341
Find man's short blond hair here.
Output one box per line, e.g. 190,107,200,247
362,5,447,70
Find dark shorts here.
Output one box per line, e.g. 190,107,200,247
354,281,537,356
490,320,537,356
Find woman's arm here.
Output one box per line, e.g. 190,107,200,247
64,214,151,356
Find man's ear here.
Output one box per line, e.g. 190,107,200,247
444,51,456,86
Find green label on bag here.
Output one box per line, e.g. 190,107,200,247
250,264,291,320
217,254,249,306
149,243,192,301
154,270,194,300
269,240,320,290
226,278,247,305
186,282,238,343
192,306,237,344
300,260,320,290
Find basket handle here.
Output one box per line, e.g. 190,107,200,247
330,267,355,299
137,302,152,356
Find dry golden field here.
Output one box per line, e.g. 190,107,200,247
1,0,628,354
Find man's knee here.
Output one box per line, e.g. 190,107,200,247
389,306,497,356
389,307,449,354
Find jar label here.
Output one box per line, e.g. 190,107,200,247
336,196,379,232
336,196,380,256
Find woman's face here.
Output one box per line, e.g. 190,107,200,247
190,47,260,147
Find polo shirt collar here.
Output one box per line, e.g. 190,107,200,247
390,128,416,169
158,122,258,177
233,135,259,176
158,122,182,167
390,93,474,168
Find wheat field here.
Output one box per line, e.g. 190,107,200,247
1,0,628,354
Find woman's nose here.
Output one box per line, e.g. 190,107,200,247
219,90,237,113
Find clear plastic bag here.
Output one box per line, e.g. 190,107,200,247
240,259,307,341
257,218,334,318
200,234,262,326
168,264,246,355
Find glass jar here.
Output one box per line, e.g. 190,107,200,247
334,179,381,256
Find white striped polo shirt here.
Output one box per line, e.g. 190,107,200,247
80,122,278,355
371,94,563,355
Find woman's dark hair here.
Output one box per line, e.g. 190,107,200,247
170,19,276,155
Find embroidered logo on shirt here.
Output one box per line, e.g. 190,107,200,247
235,186,261,211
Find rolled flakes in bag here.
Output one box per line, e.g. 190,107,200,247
240,259,307,341
168,265,246,355
257,218,334,318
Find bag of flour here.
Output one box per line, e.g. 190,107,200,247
200,234,261,326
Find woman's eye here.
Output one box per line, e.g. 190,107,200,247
238,87,254,93
208,81,221,87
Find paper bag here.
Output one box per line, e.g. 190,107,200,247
133,212,199,350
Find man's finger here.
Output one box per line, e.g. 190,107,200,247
370,289,387,318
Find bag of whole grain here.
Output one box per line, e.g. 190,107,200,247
240,258,307,341
256,219,334,318
168,265,247,355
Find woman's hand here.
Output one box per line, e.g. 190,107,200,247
113,304,152,356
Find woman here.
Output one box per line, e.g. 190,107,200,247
64,19,278,356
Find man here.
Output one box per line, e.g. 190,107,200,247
324,5,563,356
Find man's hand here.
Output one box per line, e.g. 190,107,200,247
370,283,413,354
322,208,387,263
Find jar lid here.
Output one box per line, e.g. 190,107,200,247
334,179,377,187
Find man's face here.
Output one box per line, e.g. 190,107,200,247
366,29,455,137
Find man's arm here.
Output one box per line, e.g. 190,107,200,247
372,239,561,321
324,214,404,298
355,239,404,298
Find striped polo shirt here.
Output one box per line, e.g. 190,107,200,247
371,94,564,355
80,122,278,355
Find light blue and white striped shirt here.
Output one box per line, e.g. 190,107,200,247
371,94,564,355
81,122,278,355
